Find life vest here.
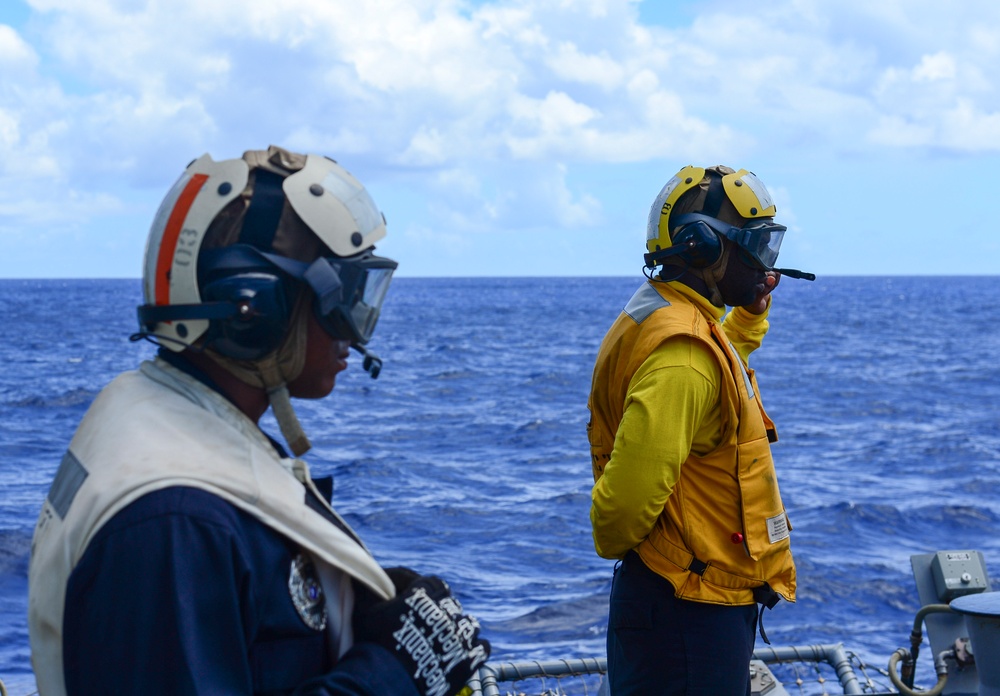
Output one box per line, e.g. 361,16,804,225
588,281,796,606
28,358,394,696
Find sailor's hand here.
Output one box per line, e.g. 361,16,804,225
384,566,421,594
354,573,490,696
744,271,780,315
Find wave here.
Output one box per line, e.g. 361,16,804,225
8,387,97,408
0,530,31,577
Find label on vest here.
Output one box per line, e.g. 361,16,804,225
48,450,89,519
766,513,790,544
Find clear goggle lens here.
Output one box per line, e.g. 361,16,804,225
306,253,398,345
349,265,395,343
730,222,785,270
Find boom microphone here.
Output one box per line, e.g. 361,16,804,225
352,344,383,379
774,268,816,281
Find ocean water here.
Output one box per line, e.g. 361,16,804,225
1,276,999,693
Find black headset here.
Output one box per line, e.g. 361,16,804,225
136,169,304,362
643,216,723,269
644,170,728,270
136,245,301,362
197,248,301,361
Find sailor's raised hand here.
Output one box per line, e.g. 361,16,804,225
744,271,781,315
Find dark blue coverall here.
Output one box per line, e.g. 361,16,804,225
61,354,420,696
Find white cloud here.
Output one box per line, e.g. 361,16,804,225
284,125,375,157
0,108,20,152
912,52,957,82
867,115,935,148
4,0,1000,276
939,100,1000,151
0,24,38,67
0,188,122,228
547,42,624,90
867,39,1000,150
0,22,129,236
429,160,602,233
549,166,602,227
399,126,450,166
506,91,600,158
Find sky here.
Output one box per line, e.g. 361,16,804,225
1,0,999,278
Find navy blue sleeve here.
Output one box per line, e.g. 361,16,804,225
63,487,419,696
292,644,423,696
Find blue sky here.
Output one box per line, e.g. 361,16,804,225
1,0,998,277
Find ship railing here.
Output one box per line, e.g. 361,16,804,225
754,643,870,694
470,657,607,696
468,643,896,695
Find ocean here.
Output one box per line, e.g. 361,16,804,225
1,275,999,694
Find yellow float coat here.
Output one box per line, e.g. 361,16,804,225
588,281,795,605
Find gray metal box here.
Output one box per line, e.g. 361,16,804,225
931,550,989,602
750,660,790,696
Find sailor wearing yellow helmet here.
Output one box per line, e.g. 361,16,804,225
588,165,812,694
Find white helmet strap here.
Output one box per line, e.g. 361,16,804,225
257,354,311,457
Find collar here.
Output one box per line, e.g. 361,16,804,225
155,348,290,458
665,280,726,323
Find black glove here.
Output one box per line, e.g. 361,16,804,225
384,566,421,593
354,570,490,696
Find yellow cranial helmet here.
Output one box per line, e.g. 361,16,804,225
644,165,780,270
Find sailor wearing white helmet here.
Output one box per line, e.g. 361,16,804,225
28,146,489,696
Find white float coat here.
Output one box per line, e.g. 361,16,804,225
28,357,394,696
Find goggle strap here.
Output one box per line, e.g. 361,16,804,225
702,172,726,219
250,251,343,314
671,212,730,236
302,258,344,315
239,169,285,252
670,212,785,268
220,249,376,315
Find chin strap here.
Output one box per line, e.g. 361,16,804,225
204,295,313,456
258,354,312,457
698,242,732,307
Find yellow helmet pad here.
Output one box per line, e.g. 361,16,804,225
722,169,777,219
646,165,705,254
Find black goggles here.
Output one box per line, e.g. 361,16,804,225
301,252,397,346
672,213,786,270
198,245,397,347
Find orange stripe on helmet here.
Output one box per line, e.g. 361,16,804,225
154,173,209,306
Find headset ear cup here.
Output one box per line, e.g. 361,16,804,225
672,221,723,268
201,272,294,360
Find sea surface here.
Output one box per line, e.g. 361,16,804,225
1,276,999,694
